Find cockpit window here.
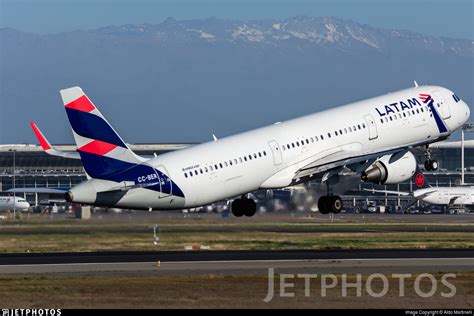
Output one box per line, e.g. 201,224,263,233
453,94,461,103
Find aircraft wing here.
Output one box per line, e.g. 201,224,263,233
30,122,81,159
362,188,411,196
292,136,446,185
292,146,411,185
7,187,70,194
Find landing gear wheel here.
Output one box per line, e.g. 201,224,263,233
231,198,257,217
318,196,331,214
318,196,343,214
231,199,244,217
330,196,343,214
424,159,439,171
243,199,257,217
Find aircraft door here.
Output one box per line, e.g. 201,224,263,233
268,140,282,165
432,90,451,119
155,165,172,198
363,114,378,140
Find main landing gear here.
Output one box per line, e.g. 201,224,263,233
231,196,257,217
317,195,343,214
423,146,439,171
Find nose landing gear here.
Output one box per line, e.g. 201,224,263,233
424,146,439,171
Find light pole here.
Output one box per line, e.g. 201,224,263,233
461,123,474,185
9,148,16,220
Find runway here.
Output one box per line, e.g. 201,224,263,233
1,249,473,276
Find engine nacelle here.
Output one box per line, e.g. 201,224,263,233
361,151,416,185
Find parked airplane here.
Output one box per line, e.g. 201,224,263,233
366,170,474,207
0,196,30,212
32,85,469,216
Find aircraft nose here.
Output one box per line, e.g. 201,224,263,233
464,101,471,121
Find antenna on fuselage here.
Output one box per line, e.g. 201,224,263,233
414,80,419,87
212,134,218,142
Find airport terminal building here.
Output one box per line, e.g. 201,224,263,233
0,141,473,209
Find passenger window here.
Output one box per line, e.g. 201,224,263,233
321,135,324,140
190,172,193,177
184,173,188,178
234,159,238,164
296,141,300,146
358,125,361,129
328,133,331,138
310,137,314,143
263,151,267,156
195,170,198,175
244,157,247,162
253,153,257,158
380,119,383,123
219,163,223,168
292,143,295,148
335,131,338,136
258,152,262,157
210,166,214,171
200,169,203,174
229,160,233,166
344,128,347,134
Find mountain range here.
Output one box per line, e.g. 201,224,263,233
0,16,472,143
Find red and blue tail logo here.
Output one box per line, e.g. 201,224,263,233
60,87,184,198
419,93,448,133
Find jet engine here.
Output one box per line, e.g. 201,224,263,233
361,151,416,185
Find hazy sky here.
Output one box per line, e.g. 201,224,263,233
0,0,472,39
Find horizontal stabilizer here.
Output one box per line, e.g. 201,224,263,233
30,122,81,159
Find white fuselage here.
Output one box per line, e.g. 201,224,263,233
0,196,30,212
415,186,474,205
90,85,470,209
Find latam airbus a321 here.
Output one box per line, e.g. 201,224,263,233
32,85,470,216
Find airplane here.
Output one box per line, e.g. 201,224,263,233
0,196,30,212
365,169,474,208
31,84,469,216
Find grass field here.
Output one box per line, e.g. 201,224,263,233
0,213,473,308
0,213,473,252
0,272,472,308
1,231,474,253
